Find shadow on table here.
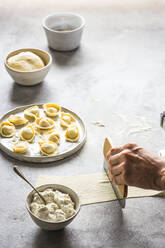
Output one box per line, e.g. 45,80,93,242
9,80,52,105
33,228,74,248
32,201,125,248
48,46,83,67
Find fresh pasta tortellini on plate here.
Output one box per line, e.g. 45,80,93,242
13,141,29,154
24,105,40,122
43,103,61,117
48,130,60,144
8,115,28,126
0,103,82,158
36,117,55,130
60,112,76,128
0,121,16,137
65,125,79,142
39,141,58,156
20,124,35,142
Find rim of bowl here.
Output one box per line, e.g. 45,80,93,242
4,48,52,73
42,12,85,34
26,183,81,224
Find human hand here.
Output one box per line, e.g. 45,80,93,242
106,143,165,190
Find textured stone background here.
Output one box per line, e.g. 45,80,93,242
1,0,165,247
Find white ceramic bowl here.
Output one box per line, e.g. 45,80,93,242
5,48,52,86
42,12,85,51
26,184,81,231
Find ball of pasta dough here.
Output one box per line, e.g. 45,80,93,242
7,51,45,72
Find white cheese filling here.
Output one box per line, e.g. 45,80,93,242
30,188,76,222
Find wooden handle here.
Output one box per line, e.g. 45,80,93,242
103,138,128,198
103,137,112,158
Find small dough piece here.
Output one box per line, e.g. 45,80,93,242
39,141,58,156
7,51,45,72
20,124,35,142
65,125,79,142
0,121,15,137
60,112,76,128
13,141,29,154
24,105,40,122
43,103,61,117
8,115,28,126
48,130,60,144
36,117,55,130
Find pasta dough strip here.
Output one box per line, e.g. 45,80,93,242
37,173,164,205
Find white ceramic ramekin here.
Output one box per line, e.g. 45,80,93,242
42,12,85,51
5,48,52,86
26,184,81,231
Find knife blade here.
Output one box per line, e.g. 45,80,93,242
103,138,128,208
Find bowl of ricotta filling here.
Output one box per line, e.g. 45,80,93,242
5,48,52,86
26,184,80,230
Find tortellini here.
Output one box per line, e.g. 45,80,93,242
36,117,55,130
43,103,61,117
13,141,29,154
65,125,79,142
60,112,76,128
20,124,35,142
48,130,60,144
24,105,40,122
0,122,16,137
8,115,28,126
39,141,58,156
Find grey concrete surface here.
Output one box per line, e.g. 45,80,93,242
1,0,165,247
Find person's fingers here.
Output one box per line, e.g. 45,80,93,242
111,162,125,176
108,162,112,178
110,147,123,156
106,150,111,161
106,147,123,161
112,173,125,185
125,152,143,163
123,143,138,150
106,144,140,161
109,153,121,166
109,149,130,166
108,169,113,181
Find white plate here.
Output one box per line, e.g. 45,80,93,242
0,104,86,163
